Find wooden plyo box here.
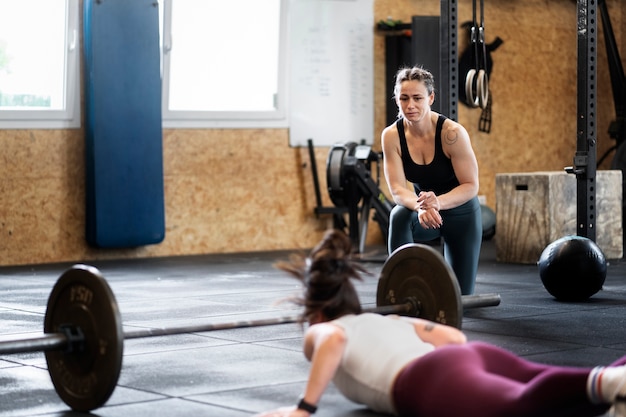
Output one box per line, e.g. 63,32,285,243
495,171,623,263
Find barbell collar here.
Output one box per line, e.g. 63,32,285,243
461,293,501,309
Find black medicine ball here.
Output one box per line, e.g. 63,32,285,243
481,204,496,241
538,235,607,301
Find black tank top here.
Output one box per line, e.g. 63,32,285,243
396,115,460,195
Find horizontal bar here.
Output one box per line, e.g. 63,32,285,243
124,302,414,340
123,315,302,340
2,298,488,354
0,333,67,355
461,293,501,309
0,303,414,354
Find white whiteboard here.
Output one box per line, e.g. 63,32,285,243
288,0,374,147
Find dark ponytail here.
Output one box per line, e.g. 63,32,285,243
276,229,367,323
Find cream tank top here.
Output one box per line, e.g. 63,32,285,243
331,313,435,414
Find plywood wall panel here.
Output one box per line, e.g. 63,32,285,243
0,0,623,265
375,0,623,210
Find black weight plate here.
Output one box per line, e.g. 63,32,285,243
377,243,463,329
44,264,124,412
326,142,357,206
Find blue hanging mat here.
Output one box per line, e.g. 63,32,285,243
83,0,165,248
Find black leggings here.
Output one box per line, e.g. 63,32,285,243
387,197,482,295
393,342,625,417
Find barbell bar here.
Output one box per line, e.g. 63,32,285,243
0,303,414,354
0,242,500,412
0,293,498,352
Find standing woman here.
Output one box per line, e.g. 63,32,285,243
253,229,626,417
381,66,481,295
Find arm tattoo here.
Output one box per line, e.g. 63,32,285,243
423,323,435,332
444,129,459,145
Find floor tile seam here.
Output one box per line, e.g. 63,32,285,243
0,408,73,417
0,359,36,369
517,345,609,362
177,396,256,414
464,324,619,342
601,343,626,351
122,310,299,329
121,341,241,357
0,275,64,283
122,336,302,356
475,307,623,320
111,289,302,300
111,284,302,292
120,313,303,328
112,296,302,308
0,331,56,342
473,331,610,351
184,379,308,398
114,377,308,400
163,338,306,352
478,309,624,319
0,305,46,315
0,361,48,372
249,339,305,351
103,387,172,406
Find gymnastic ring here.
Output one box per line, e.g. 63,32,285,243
476,69,489,110
465,69,480,108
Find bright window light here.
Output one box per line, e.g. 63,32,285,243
161,0,288,128
0,0,80,128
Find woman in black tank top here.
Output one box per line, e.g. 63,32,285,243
381,66,482,295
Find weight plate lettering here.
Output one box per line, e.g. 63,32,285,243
377,243,463,329
44,264,124,412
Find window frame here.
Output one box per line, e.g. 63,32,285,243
0,0,80,129
160,0,289,129
0,0,288,130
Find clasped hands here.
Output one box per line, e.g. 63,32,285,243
415,191,442,229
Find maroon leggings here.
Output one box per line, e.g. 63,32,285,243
393,342,626,417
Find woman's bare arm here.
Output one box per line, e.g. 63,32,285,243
253,323,346,417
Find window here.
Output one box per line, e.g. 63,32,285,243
160,0,288,128
0,0,80,129
0,0,286,130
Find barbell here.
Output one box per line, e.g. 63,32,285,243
0,243,500,412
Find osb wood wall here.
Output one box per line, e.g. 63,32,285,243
0,0,623,266
375,0,624,205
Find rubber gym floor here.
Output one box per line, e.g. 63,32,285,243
0,238,625,417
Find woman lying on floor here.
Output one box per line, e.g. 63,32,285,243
253,229,626,417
